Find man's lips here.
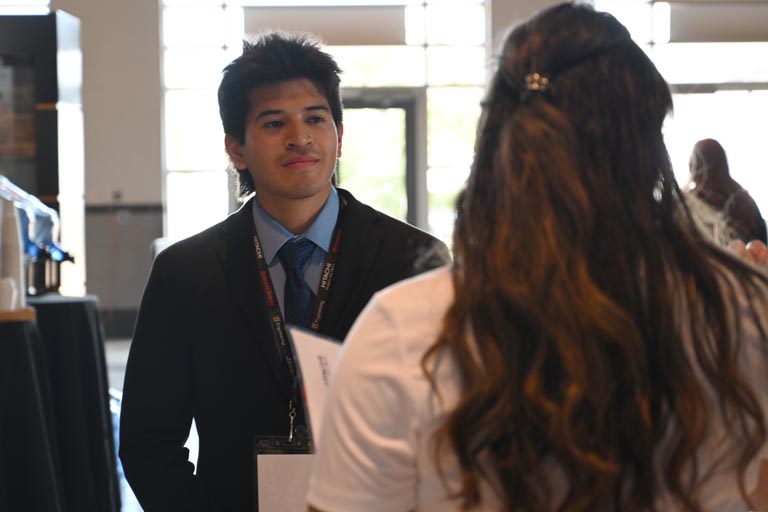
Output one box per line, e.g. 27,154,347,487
282,156,319,169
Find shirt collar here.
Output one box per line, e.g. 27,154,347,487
251,187,339,265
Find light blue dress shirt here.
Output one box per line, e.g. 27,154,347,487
251,187,340,314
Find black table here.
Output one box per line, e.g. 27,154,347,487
0,295,121,512
0,309,64,512
26,294,121,512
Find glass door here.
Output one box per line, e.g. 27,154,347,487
339,87,426,228
338,106,407,221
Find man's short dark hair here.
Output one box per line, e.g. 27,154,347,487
218,31,343,198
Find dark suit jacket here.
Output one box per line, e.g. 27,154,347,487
119,189,450,511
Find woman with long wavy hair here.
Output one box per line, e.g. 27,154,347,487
307,3,768,511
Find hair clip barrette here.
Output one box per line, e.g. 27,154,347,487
524,72,550,92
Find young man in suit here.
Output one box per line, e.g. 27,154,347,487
119,32,450,511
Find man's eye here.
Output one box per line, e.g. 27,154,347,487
307,116,325,124
263,120,283,128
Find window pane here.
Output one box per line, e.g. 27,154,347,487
163,0,245,49
164,48,238,89
337,107,407,221
165,89,229,171
426,46,485,86
164,7,225,48
427,165,465,247
652,1,670,44
229,0,421,5
595,1,653,44
426,0,483,4
652,43,768,84
224,6,245,49
664,90,768,215
425,4,484,45
166,170,230,241
427,86,482,169
426,86,480,247
327,46,426,87
0,0,48,4
163,0,221,5
404,5,425,45
0,6,48,14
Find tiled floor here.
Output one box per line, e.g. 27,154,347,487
105,339,200,512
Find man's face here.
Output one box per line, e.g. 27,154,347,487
225,78,343,212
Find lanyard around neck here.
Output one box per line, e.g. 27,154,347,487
250,204,345,439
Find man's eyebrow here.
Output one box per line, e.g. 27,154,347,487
253,109,283,121
253,105,330,121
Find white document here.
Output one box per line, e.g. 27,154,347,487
255,328,341,511
288,326,342,441
257,453,314,512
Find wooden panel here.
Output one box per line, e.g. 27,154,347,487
0,307,36,322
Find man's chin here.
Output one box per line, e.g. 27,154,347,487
284,182,333,202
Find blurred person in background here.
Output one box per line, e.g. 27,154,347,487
687,138,767,244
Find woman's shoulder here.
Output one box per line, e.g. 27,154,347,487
375,265,453,305
336,266,453,369
369,266,454,326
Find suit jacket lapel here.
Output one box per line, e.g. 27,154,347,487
211,191,384,375
320,189,384,340
214,198,287,388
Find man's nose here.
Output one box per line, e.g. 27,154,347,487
285,125,312,149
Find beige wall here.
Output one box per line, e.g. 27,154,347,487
52,0,163,206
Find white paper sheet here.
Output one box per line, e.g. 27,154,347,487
254,328,340,511
288,326,341,441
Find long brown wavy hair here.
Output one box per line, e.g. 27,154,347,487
424,3,768,510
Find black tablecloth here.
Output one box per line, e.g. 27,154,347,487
0,294,120,512
26,294,121,512
0,318,64,512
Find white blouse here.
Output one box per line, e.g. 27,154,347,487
307,266,768,511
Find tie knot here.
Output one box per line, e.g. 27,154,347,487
278,237,315,270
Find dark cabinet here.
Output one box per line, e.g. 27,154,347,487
0,11,85,294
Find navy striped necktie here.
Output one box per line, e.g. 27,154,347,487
277,237,315,328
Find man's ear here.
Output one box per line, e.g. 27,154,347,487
225,134,246,170
336,123,343,159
